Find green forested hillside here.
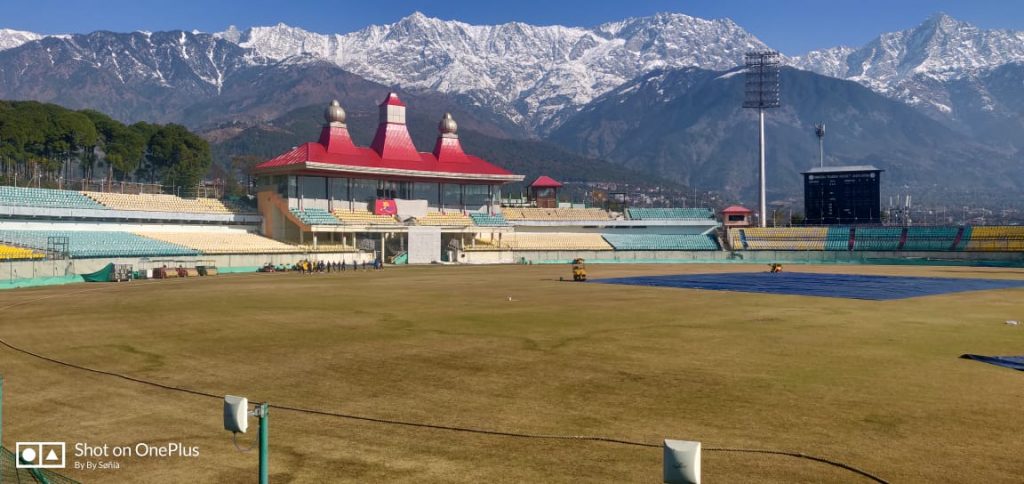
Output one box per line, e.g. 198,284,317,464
0,100,211,190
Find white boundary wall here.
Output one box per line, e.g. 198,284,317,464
407,226,442,264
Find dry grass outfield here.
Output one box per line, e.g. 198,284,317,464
1,264,1024,483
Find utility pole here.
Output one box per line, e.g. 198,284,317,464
257,403,269,484
225,396,270,484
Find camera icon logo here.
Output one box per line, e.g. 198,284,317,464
15,442,66,469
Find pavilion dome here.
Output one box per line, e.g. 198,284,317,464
438,112,458,135
324,99,346,124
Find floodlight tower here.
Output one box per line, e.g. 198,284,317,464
815,123,826,168
743,51,781,227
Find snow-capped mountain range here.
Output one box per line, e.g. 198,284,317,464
793,13,1024,116
215,12,768,131
1,11,1023,133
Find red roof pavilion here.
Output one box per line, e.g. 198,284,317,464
529,175,563,189
722,205,752,214
256,93,522,182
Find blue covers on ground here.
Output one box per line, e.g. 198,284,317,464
960,354,1024,371
594,272,1024,300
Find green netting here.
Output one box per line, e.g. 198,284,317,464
0,275,84,291
0,446,81,483
81,263,114,283
215,266,261,274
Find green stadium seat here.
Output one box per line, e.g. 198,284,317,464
290,208,342,225
0,230,197,258
626,207,714,220
469,213,509,226
852,227,902,251
903,226,959,251
602,234,720,250
0,186,107,210
825,227,851,251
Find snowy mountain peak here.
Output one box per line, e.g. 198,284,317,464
0,28,43,51
216,25,242,43
793,13,1024,120
798,13,1024,82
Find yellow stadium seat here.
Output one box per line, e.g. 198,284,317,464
501,208,612,221
729,227,828,250
966,226,1024,251
0,243,44,260
332,210,399,225
414,211,473,226
137,232,304,254
83,191,253,215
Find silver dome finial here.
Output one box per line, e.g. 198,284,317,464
438,112,458,136
324,99,346,125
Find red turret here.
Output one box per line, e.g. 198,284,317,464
370,92,421,162
318,99,359,155
432,112,469,163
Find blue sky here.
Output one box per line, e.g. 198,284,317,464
4,0,1024,54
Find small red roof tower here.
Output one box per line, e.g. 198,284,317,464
722,205,753,227
370,92,421,162
432,112,469,163
318,99,359,155
529,175,562,208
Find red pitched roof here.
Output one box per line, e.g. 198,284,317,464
432,136,469,163
257,95,521,181
529,175,563,188
318,125,359,155
722,205,752,214
369,91,420,161
370,122,421,161
381,92,405,106
257,141,516,178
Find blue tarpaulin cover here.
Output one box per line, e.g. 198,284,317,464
593,272,1024,300
960,354,1024,371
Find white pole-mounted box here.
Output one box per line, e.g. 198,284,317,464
663,439,701,484
224,395,249,433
